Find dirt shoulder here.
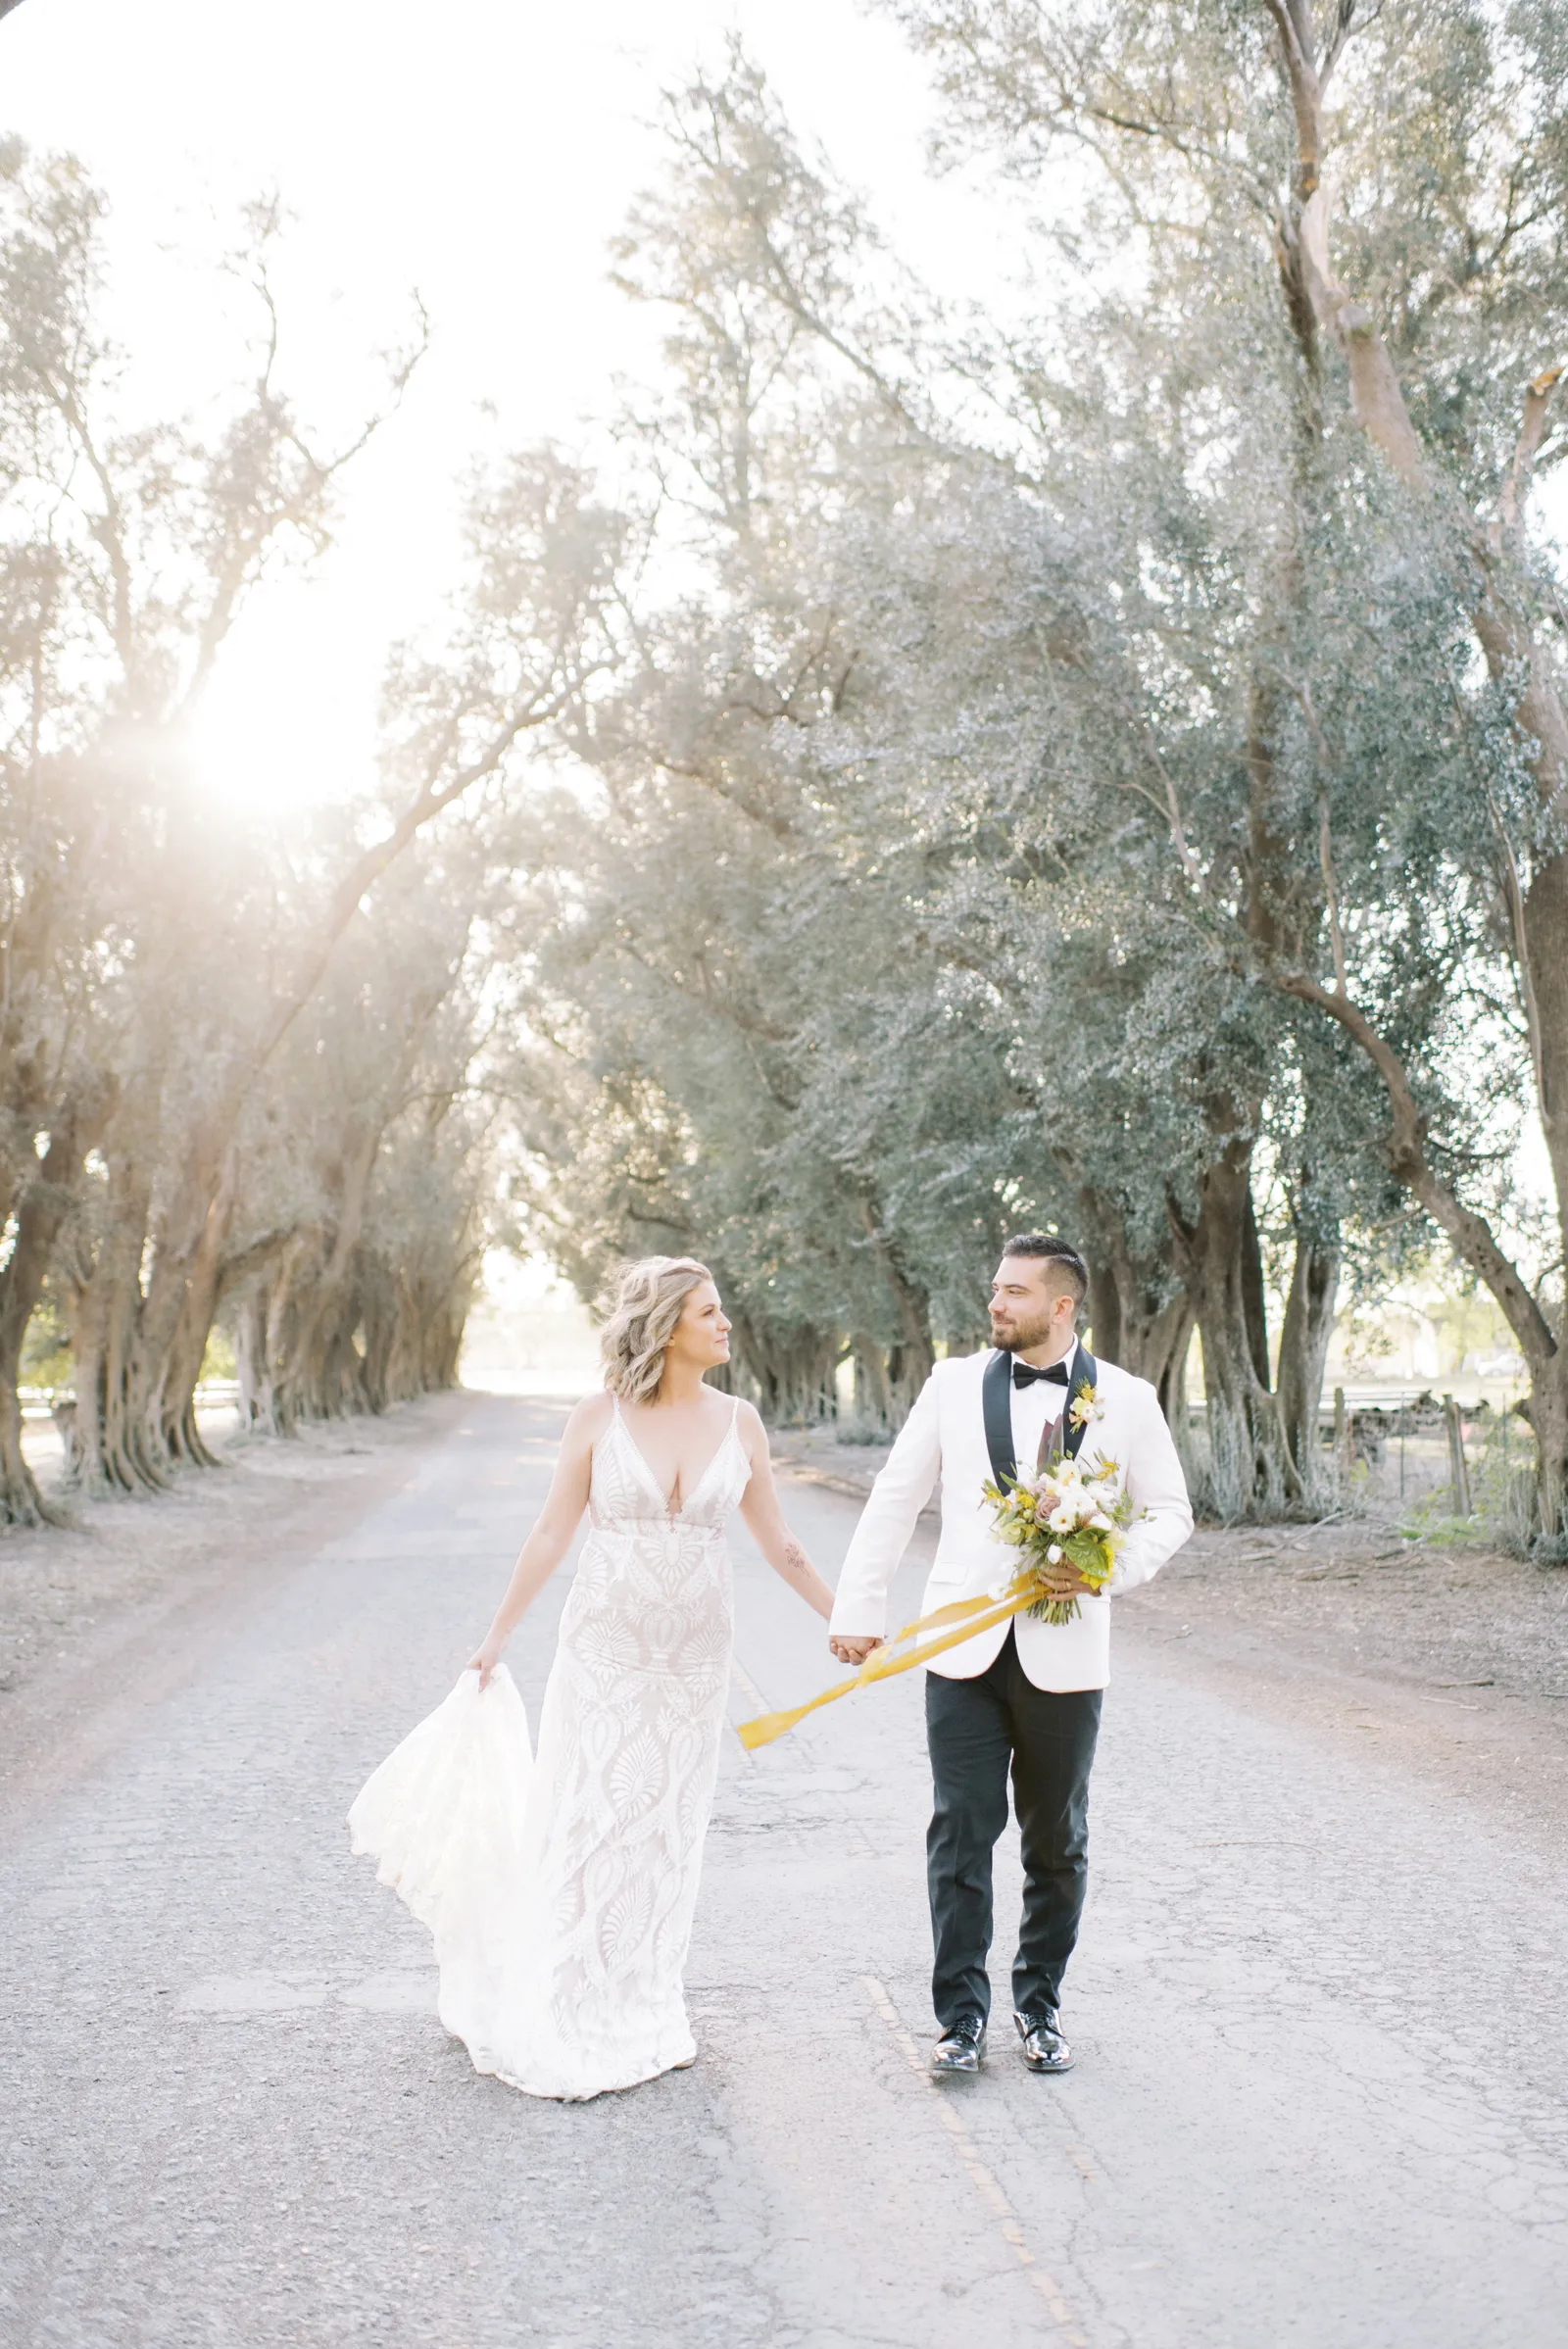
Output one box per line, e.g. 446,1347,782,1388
1136,1517,1568,1707
0,1394,466,1820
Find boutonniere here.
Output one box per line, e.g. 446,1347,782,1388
1069,1382,1104,1433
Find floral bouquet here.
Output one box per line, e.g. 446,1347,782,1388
981,1448,1136,1625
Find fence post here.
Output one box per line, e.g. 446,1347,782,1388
1333,1387,1352,1486
1443,1393,1471,1515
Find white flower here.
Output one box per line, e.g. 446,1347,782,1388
1047,1543,1062,1564
1070,1383,1104,1431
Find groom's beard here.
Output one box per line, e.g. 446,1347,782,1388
990,1306,1061,1355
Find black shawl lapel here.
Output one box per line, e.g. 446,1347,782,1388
982,1347,1017,1490
1060,1342,1099,1463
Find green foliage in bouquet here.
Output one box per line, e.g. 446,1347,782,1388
981,1454,1137,1625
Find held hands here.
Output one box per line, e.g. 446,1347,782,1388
830,1635,884,1667
829,1561,1096,1673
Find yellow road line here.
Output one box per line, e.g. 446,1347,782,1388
861,1974,1089,2344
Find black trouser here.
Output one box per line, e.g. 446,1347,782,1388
924,1627,1102,2030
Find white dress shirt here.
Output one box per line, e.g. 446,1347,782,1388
1006,1337,1087,1475
1008,1361,1066,1478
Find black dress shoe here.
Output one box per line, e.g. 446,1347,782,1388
1015,2008,1074,2074
931,2015,987,2076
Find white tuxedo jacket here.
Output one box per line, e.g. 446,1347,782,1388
828,1346,1193,1691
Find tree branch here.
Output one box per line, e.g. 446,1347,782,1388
253,677,582,1080
1315,799,1348,998
1496,365,1564,544
1277,968,1556,1365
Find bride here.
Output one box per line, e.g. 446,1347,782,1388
349,1255,835,2102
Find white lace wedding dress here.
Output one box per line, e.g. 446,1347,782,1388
349,1396,751,2100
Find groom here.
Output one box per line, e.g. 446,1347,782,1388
829,1234,1193,2077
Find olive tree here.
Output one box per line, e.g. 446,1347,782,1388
884,0,1568,1535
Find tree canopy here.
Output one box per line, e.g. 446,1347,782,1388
4,3,1567,1542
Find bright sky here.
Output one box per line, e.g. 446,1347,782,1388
5,0,1016,816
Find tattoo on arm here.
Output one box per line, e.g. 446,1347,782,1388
781,1538,810,1579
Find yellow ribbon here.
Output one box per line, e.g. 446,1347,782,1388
737,1567,1045,1752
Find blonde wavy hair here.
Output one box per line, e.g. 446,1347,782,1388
600,1256,715,1403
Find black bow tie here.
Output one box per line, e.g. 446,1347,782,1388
1011,1358,1072,1390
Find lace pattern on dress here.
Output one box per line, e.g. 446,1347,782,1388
350,1395,752,2102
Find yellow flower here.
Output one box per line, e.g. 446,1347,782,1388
1069,1383,1103,1430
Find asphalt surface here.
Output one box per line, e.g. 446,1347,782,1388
2,1391,1566,2348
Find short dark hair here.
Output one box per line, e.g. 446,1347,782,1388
1000,1232,1090,1307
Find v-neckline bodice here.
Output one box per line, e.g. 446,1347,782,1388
612,1397,740,1520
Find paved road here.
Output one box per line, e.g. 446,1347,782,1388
3,1392,1566,2348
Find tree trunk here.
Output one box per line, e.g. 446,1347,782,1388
881,1275,935,1420
778,1330,840,1423
266,1125,381,1426
1276,1223,1341,1487
1173,1145,1300,1519
67,1159,161,1492
159,1146,238,1467
732,1319,840,1424
0,1395,48,1528
357,1257,399,1414
1240,1187,1270,1390
1096,1263,1194,1399
63,1113,223,1493
1157,1307,1197,1477
235,1290,273,1430
851,1333,894,1427
1085,1248,1123,1368
1526,1363,1568,1549
0,1103,105,1525
1077,1182,1195,1432
855,1191,935,1424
